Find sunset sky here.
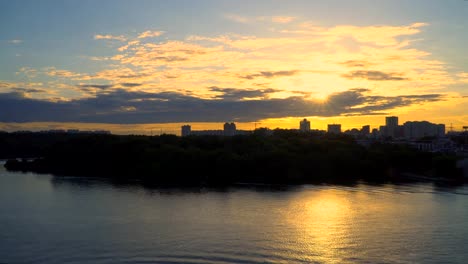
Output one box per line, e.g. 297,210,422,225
1,0,467,134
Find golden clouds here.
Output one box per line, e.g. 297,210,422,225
45,67,82,78
4,21,465,125
137,30,165,39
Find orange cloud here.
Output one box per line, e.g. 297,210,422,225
137,30,165,39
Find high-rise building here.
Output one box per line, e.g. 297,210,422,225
299,118,311,132
327,124,341,134
181,125,191,136
403,121,445,139
361,125,370,135
386,116,399,127
224,122,237,136
385,116,399,137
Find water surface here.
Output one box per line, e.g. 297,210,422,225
1,163,468,263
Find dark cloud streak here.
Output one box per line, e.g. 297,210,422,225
11,88,47,93
240,70,299,80
120,83,142,87
209,86,280,101
78,84,114,90
341,60,372,67
342,70,407,81
0,88,443,123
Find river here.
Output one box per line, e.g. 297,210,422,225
1,162,468,263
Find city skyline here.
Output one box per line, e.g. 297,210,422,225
1,0,467,133
180,115,446,137
0,115,459,136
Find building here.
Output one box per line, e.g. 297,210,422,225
327,124,341,134
361,125,370,136
181,125,191,136
224,122,237,136
299,118,311,132
385,116,399,138
403,121,445,139
379,125,387,137
344,128,360,137
386,116,398,127
181,122,249,137
190,130,224,136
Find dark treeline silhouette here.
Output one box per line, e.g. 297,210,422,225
2,130,463,186
0,131,76,159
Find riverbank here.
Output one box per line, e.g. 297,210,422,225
3,132,464,186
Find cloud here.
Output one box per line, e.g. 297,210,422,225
325,22,428,46
8,39,23,44
94,34,127,41
5,21,461,119
46,68,81,78
137,30,165,39
17,67,38,78
0,81,45,92
342,70,408,81
341,60,372,67
120,83,142,87
76,68,152,83
87,56,111,61
224,14,249,23
77,84,114,90
0,88,444,123
273,22,428,47
257,16,296,23
240,70,300,80
271,16,296,24
111,40,220,68
209,87,281,101
0,82,15,88
457,72,468,83
10,88,46,93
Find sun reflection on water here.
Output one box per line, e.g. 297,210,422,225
282,188,361,263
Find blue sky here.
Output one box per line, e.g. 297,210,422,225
0,0,467,132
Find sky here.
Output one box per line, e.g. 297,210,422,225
0,0,467,134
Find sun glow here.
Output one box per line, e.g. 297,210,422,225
0,2,467,129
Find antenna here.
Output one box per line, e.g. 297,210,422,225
449,123,453,132
254,122,262,130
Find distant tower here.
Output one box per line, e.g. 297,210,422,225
299,118,311,132
385,116,399,138
181,125,191,136
224,122,237,136
327,124,341,134
361,125,370,135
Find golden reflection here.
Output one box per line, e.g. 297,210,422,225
286,189,357,263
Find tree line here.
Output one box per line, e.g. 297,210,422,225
2,131,462,186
